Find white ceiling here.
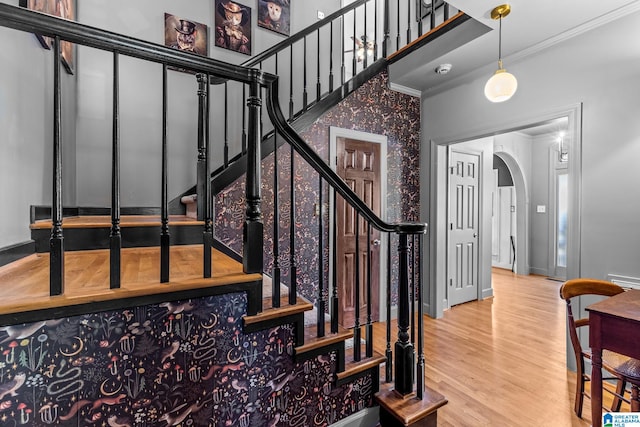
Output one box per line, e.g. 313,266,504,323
389,0,640,94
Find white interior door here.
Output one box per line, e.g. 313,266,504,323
448,149,480,306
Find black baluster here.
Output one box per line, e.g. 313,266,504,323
224,82,229,168
303,36,308,110
341,14,346,85
273,132,281,308
50,35,64,296
366,222,373,358
289,47,294,119
444,2,450,21
374,0,379,61
407,0,412,45
384,0,390,57
317,176,325,337
203,74,213,278
242,85,247,154
395,232,414,395
243,80,263,274
354,212,361,362
363,2,368,68
316,28,321,102
418,0,424,36
331,188,339,334
431,0,436,30
385,233,392,382
289,146,297,305
161,64,170,283
273,57,281,308
352,12,357,78
417,234,425,398
109,51,121,289
329,21,334,92
396,0,401,51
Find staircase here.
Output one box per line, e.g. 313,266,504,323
0,1,476,425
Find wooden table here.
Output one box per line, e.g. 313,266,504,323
587,289,640,427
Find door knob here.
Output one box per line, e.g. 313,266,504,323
371,239,381,246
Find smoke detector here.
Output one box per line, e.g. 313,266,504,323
435,63,452,75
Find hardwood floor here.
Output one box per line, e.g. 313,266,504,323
375,268,612,427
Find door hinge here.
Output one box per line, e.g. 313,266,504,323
449,278,453,287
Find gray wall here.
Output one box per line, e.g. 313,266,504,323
75,0,340,207
422,8,640,293
0,0,340,248
0,0,77,249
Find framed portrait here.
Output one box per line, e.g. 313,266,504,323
21,0,52,49
258,0,290,36
164,14,209,57
21,0,75,74
214,0,252,55
55,0,75,74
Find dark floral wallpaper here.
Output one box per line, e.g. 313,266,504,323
215,69,421,308
0,294,372,426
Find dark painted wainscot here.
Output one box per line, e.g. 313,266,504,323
0,293,372,426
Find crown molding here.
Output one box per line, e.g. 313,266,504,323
388,81,422,97
509,0,640,63
425,1,640,96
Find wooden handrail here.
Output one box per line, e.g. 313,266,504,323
262,73,427,236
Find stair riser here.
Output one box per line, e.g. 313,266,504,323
31,225,203,252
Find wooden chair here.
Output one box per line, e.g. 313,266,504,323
560,278,640,417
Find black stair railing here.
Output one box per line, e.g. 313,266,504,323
0,3,268,288
200,0,458,200
0,0,439,402
263,72,428,397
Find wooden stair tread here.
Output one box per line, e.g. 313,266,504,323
337,349,386,381
30,215,203,229
296,323,353,354
0,245,260,316
375,382,448,426
244,297,312,326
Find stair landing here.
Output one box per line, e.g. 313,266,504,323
30,214,202,229
0,245,261,317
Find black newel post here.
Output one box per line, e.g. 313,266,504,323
203,74,213,278
243,79,263,274
395,232,414,395
196,74,207,222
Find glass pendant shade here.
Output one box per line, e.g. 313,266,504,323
485,5,517,103
484,68,518,103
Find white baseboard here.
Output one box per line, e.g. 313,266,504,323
331,406,379,427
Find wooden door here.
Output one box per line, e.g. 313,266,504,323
448,149,480,306
336,137,381,328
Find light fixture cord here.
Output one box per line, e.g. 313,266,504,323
498,15,503,69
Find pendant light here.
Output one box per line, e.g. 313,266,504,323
484,4,518,103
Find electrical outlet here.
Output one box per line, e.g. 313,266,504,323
317,10,325,20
